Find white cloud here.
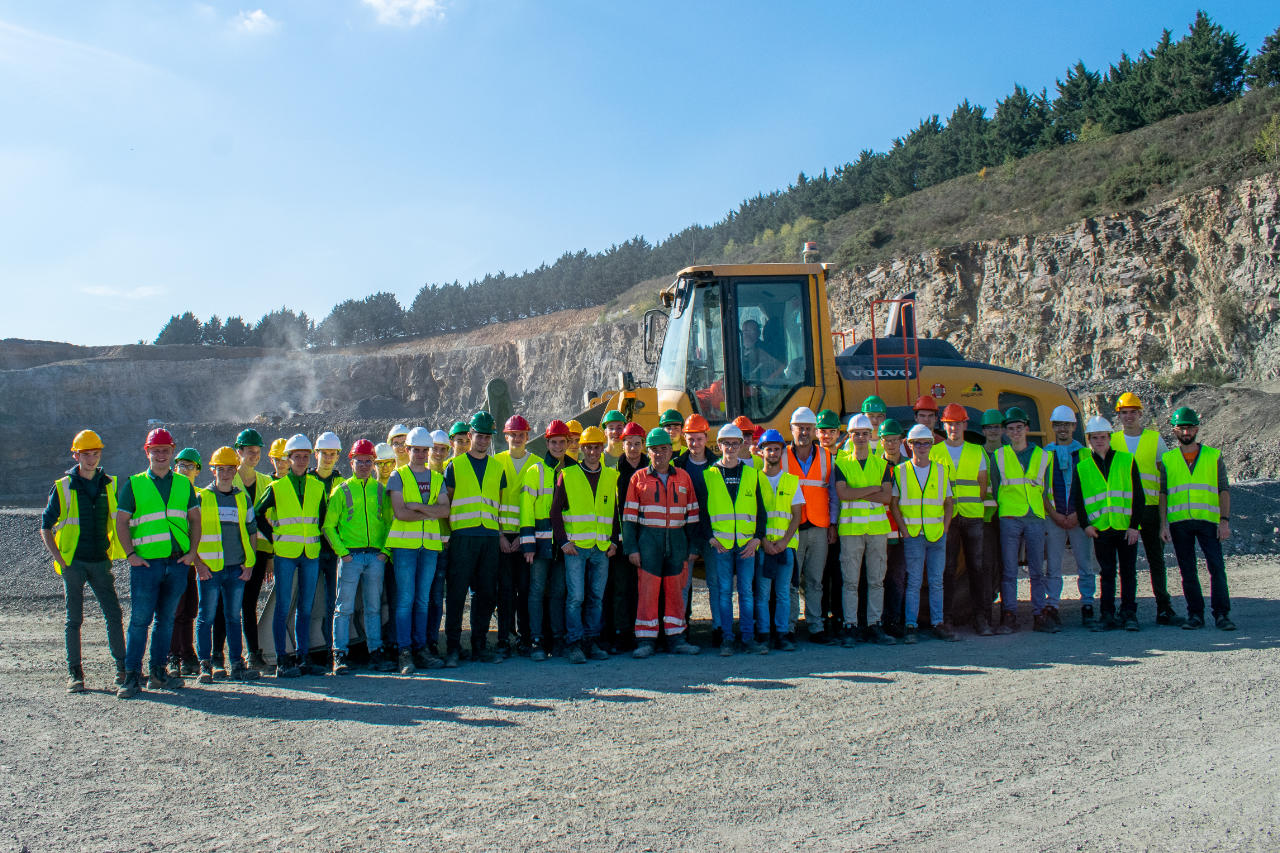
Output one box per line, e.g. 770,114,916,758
235,9,280,35
79,285,167,300
361,0,445,27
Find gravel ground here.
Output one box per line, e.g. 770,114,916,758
1,510,1278,850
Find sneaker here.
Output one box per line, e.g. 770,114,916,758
719,640,734,657
473,646,502,664
495,642,513,660
586,642,609,662
212,655,229,680
370,648,396,673
1045,607,1064,631
903,627,918,645
669,635,701,655
398,650,415,675
868,624,896,646
444,649,460,668
710,627,724,649
840,625,858,648
1183,614,1205,630
229,659,261,681
1215,614,1236,631
248,650,268,672
529,641,548,662
996,611,1017,635
808,630,838,646
974,614,995,637
632,640,656,659
1081,605,1097,629
1092,613,1114,632
167,655,183,679
197,660,214,684
778,633,799,652
332,652,351,675
883,622,906,639
115,670,142,699
1123,614,1140,632
1156,609,1186,627
567,643,587,664
750,639,770,655
66,666,85,694
115,662,127,687
274,655,301,678
181,655,199,677
1032,614,1054,634
931,623,959,642
149,666,184,690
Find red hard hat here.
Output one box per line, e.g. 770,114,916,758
683,413,710,434
913,395,938,412
621,422,646,438
144,428,175,448
940,404,968,423
349,438,377,458
504,414,531,432
732,415,756,432
753,426,766,441
545,419,571,438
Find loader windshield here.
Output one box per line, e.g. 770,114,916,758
656,281,729,424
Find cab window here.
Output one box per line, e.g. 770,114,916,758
736,279,811,422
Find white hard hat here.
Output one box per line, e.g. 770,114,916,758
430,429,450,447
387,424,410,441
374,442,396,461
1085,415,1113,435
406,427,433,448
906,424,934,442
847,413,873,431
1049,405,1077,424
790,406,817,425
283,433,312,453
716,424,744,441
315,431,342,451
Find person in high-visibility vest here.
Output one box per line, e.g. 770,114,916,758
253,434,326,678
521,420,574,660
448,421,471,459
601,410,627,467
1111,392,1183,625
930,404,991,636
889,425,956,644
991,408,1055,635
835,415,894,646
423,429,453,659
268,438,289,478
877,419,909,638
114,428,202,698
39,429,126,694
672,413,718,646
496,415,538,658
167,447,203,680
702,424,766,656
785,406,837,644
1072,416,1144,632
388,424,411,468
232,428,274,672
755,430,803,651
861,396,888,440
193,446,261,684
311,431,345,667
815,409,848,638
606,421,648,654
1041,406,1099,628
1158,407,1234,632
979,409,1005,630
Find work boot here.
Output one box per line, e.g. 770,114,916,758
372,648,397,672
840,625,858,648
115,661,127,687
115,670,142,699
750,638,770,655
274,655,301,678
1092,612,1114,632
1215,614,1237,632
974,613,995,637
1156,609,1186,627
66,666,85,694
149,665,184,690
903,627,918,645
444,649,460,668
212,654,229,680
778,632,799,652
529,640,548,662
1080,605,1097,629
567,643,587,664
181,655,199,677
495,641,513,661
332,651,351,675
1182,614,1205,630
719,639,734,657
586,641,609,662
808,630,838,646
247,650,268,672
197,660,214,684
710,627,724,649
868,624,896,645
1046,607,1064,630
398,650,415,675
931,623,959,642
669,634,701,655
229,659,260,681
632,640,656,659
473,645,502,664
1033,614,1053,633
1122,613,1141,632
996,611,1017,635
167,654,183,680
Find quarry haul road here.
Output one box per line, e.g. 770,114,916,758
0,557,1277,851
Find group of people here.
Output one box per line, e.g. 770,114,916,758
40,391,1234,700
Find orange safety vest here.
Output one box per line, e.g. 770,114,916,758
785,444,832,528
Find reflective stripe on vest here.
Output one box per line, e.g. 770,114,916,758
496,451,533,533
835,453,890,536
233,469,275,554
560,465,619,551
268,475,323,559
930,441,986,519
896,460,947,542
196,487,255,571
1076,451,1134,532
386,466,444,550
703,465,760,549
1112,430,1160,506
331,476,391,551
760,471,800,549
449,456,503,532
127,473,193,559
52,474,124,571
1162,446,1221,524
995,446,1048,519
785,445,831,527
519,460,557,548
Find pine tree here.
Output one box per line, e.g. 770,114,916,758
1051,61,1101,142
1245,25,1280,89
154,312,201,345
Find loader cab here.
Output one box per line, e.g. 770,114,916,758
654,264,831,426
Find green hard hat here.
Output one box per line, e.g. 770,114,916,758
1170,406,1200,426
815,408,841,430
234,428,263,448
658,408,684,427
601,410,626,425
980,409,1004,427
175,447,202,468
645,427,673,447
1003,406,1030,426
469,411,496,434
449,421,470,437
878,418,905,438
861,395,887,415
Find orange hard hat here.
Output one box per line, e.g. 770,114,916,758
732,415,755,432
683,414,710,434
912,395,938,412
940,404,968,423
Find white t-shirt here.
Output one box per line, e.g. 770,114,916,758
1123,432,1170,456
767,471,805,507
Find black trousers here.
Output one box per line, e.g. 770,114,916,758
1094,528,1138,616
943,515,988,625
982,518,1001,604
240,553,270,654
497,548,530,646
1137,504,1174,612
446,535,500,652
882,540,906,630
1170,520,1230,617
604,550,639,648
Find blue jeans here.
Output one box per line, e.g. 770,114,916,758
392,548,438,650
754,547,793,636
196,568,246,662
124,557,190,673
563,547,609,644
1045,521,1095,606
333,551,385,654
1000,515,1047,614
903,534,945,629
709,546,755,642
273,555,319,659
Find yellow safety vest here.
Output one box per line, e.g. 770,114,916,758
195,487,256,572
931,441,985,519
234,469,275,554
495,451,534,533
895,461,948,542
51,473,125,571
835,453,890,536
760,470,800,549
560,465,619,552
703,464,761,549
325,475,391,555
520,459,558,550
995,446,1049,519
449,455,503,532
1076,451,1134,532
267,475,323,559
385,466,444,551
1162,446,1222,524
1111,429,1161,506
127,472,193,560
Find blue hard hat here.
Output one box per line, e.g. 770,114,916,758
757,428,786,447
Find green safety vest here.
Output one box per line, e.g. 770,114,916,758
1111,429,1161,506
51,474,125,571
931,441,985,519
1076,451,1134,532
519,459,558,550
983,448,1000,521
560,465,619,552
703,464,761,549
266,475,323,559
495,451,533,533
385,466,444,551
196,487,256,571
760,470,800,549
835,453,890,536
449,455,503,532
995,446,1048,519
1162,446,1222,524
234,469,275,554
325,475,391,555
127,472,194,560
895,461,948,542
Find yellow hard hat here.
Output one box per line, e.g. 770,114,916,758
209,446,240,467
579,426,607,445
268,437,288,459
71,429,104,452
565,419,583,435
1115,392,1143,411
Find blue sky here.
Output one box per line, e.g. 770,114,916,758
1,1,1275,346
